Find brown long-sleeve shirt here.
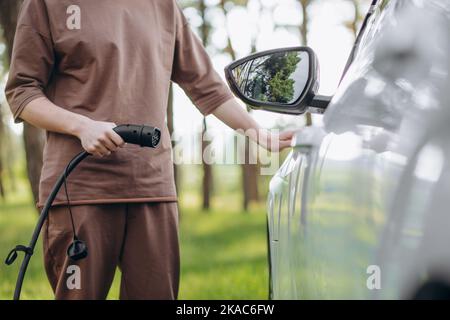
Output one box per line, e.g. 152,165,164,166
5,0,234,208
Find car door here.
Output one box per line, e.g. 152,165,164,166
268,126,328,299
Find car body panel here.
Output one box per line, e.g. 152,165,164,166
268,0,450,299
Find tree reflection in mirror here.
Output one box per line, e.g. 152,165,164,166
231,51,310,105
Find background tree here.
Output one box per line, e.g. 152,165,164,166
219,0,260,211
298,0,312,126
180,0,215,210
345,0,365,39
0,33,19,199
198,0,214,210
272,0,314,126
0,0,45,207
0,103,20,199
0,103,5,199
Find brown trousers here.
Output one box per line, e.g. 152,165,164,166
42,202,180,300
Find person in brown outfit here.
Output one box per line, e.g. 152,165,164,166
5,0,294,300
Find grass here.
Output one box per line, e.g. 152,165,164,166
0,180,269,300
178,205,268,299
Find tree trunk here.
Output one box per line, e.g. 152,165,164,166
1,0,45,206
0,109,18,194
242,138,259,211
0,106,5,199
299,0,313,126
22,124,44,205
0,103,4,199
199,0,213,210
0,0,21,60
220,0,259,211
349,0,360,39
201,119,213,210
0,167,4,200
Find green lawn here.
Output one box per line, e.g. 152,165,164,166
0,187,269,300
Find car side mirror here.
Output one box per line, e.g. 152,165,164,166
225,47,331,115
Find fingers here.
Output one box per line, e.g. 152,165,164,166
91,143,110,158
267,131,293,152
86,136,116,158
256,130,294,152
86,147,108,158
97,134,116,151
278,131,294,151
104,123,125,148
279,130,295,141
107,130,125,148
92,123,126,157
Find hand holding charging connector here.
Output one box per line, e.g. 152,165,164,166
113,124,161,148
5,124,161,300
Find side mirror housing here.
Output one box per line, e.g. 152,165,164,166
225,47,331,115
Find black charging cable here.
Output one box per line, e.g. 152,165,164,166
62,157,88,261
63,162,77,239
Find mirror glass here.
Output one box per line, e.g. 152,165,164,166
231,51,310,105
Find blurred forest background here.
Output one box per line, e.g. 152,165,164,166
0,0,368,299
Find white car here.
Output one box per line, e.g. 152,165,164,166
225,0,450,299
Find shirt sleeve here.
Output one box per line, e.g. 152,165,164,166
170,3,234,116
5,0,55,123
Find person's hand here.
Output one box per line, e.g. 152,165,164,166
75,118,125,157
257,129,295,152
